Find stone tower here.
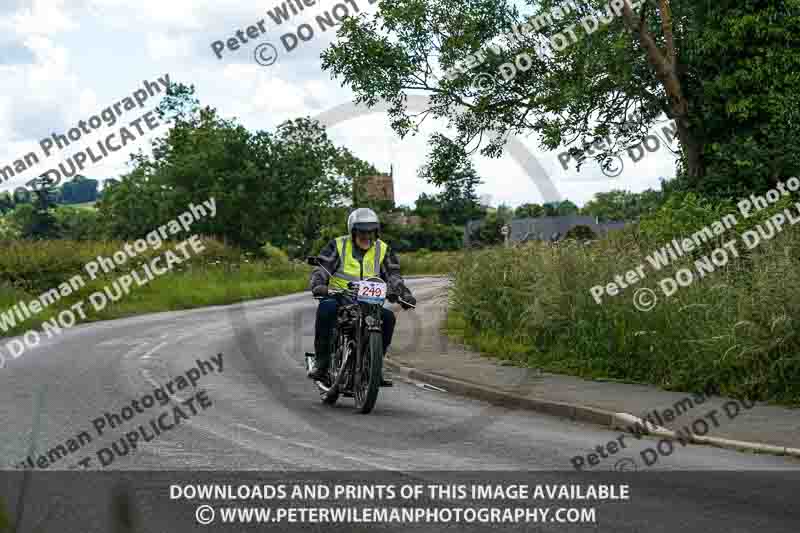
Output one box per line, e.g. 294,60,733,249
355,165,395,207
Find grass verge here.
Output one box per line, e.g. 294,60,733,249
398,250,461,276
449,212,800,405
0,238,310,341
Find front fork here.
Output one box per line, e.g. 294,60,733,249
354,309,383,388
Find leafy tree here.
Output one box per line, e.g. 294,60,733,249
5,203,36,237
556,200,578,216
515,203,545,218
541,200,577,217
417,134,484,225
100,178,120,196
413,192,444,221
581,188,665,222
0,192,14,215
638,192,735,246
21,176,60,239
321,0,800,199
96,83,358,255
382,221,463,251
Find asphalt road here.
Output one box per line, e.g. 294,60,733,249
0,278,798,532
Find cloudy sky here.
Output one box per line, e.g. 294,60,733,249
0,0,677,208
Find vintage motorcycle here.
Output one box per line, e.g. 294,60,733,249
305,256,414,414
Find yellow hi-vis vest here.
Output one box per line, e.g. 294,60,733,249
329,236,388,290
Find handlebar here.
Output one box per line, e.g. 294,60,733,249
312,289,416,309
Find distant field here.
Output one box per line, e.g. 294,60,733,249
66,201,96,209
0,238,310,339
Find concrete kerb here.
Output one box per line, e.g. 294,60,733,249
385,357,800,460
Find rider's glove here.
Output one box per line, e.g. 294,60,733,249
312,285,328,297
387,293,399,303
346,281,360,298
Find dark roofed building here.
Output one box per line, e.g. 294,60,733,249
465,215,627,246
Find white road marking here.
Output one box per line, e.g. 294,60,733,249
140,341,167,360
234,423,397,470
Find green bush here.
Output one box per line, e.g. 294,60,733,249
260,241,289,260
469,211,506,247
564,225,596,241
639,192,735,246
53,205,103,240
0,215,21,242
382,223,463,252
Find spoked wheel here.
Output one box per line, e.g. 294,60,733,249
354,331,383,414
317,339,347,406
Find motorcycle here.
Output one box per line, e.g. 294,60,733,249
304,256,415,414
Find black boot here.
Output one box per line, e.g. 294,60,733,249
307,365,329,382
307,354,330,382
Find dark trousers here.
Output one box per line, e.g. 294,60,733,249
314,297,396,367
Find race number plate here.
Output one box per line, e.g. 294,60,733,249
356,280,387,304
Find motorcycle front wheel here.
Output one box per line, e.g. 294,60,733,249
354,331,383,414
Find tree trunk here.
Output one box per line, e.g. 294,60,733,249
620,0,705,178
677,121,704,179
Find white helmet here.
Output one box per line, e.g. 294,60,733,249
347,207,380,234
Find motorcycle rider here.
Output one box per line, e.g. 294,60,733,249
307,208,416,386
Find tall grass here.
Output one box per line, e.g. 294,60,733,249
450,215,800,405
399,250,462,275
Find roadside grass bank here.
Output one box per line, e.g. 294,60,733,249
399,250,461,276
0,238,310,340
0,240,459,342
448,195,800,406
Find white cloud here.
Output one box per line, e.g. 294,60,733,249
0,0,678,204
86,0,207,30
4,0,77,38
146,32,193,61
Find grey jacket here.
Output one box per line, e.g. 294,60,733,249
309,237,413,299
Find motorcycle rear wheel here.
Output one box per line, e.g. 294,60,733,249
320,337,346,405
